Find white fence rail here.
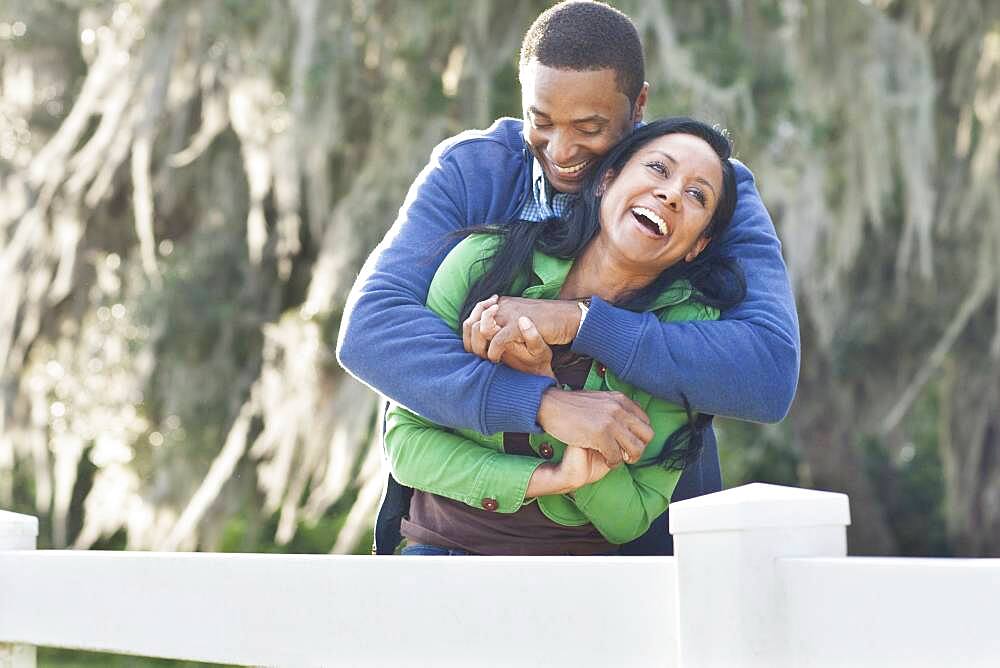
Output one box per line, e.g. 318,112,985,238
0,551,679,667
781,557,1000,666
1,483,999,667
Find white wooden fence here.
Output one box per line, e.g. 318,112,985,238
2,483,999,667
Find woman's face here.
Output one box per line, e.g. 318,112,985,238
598,132,723,274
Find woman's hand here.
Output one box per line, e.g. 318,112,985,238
558,443,612,488
464,297,554,378
462,295,581,363
499,316,555,379
462,295,500,359
526,444,612,498
486,296,582,359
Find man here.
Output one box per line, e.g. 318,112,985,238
337,1,799,555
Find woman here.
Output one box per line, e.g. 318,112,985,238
385,118,745,555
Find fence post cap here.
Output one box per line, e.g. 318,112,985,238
669,483,850,535
0,510,39,539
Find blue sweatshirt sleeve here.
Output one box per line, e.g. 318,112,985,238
336,129,555,435
572,160,800,423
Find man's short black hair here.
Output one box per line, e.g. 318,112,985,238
519,1,645,105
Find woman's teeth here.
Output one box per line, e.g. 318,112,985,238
632,207,667,236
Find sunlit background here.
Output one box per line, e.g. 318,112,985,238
1,0,998,600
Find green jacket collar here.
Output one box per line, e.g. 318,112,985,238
527,249,694,313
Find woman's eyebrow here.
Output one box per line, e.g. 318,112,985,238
649,149,678,166
692,175,717,197
648,149,718,197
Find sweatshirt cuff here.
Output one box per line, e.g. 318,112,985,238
571,296,644,374
482,364,556,435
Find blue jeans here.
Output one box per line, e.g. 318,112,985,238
401,543,472,556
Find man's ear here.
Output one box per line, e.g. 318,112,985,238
633,82,650,123
685,235,711,263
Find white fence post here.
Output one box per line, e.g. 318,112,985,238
0,510,38,668
669,483,850,668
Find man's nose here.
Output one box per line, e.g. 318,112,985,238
546,129,576,166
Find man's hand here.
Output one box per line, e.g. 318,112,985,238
484,297,582,362
537,387,653,466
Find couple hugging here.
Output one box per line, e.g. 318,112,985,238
338,1,799,556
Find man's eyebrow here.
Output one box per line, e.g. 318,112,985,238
572,114,609,125
527,107,608,124
649,150,718,197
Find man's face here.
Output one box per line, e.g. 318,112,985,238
521,60,647,194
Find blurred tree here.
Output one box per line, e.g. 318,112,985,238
750,0,1000,555
0,0,551,553
0,0,997,557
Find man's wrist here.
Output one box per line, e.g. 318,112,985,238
555,298,588,344
537,385,564,433
575,298,591,339
484,364,555,434
569,295,637,371
539,367,557,380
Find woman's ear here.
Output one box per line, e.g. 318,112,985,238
685,235,711,263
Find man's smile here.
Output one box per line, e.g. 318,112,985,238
549,158,591,176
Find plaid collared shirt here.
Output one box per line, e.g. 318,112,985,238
518,158,576,222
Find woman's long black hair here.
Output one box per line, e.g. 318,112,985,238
458,117,747,470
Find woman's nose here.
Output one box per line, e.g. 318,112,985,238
655,184,682,210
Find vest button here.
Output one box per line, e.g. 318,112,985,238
539,442,554,459
481,498,498,512
596,364,606,377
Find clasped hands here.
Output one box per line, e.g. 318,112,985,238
462,295,654,493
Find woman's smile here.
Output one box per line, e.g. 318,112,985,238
630,206,669,237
